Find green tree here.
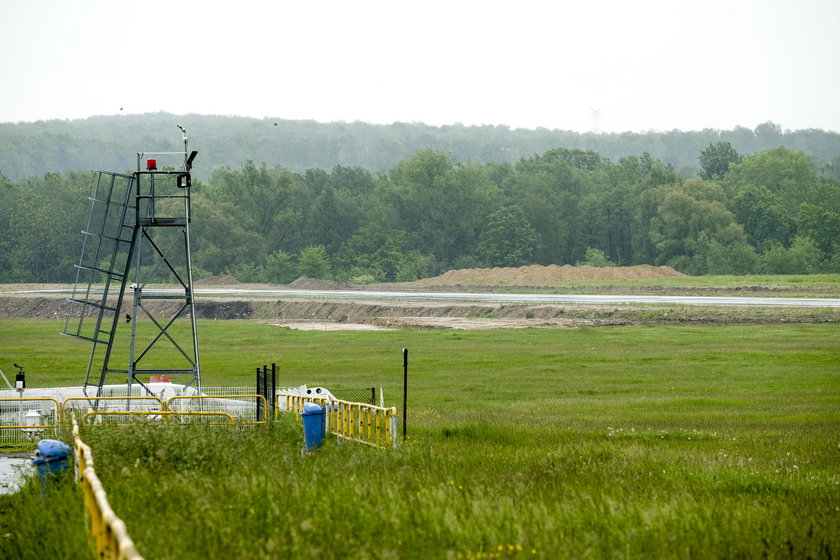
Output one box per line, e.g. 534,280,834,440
608,154,682,265
394,251,437,282
264,250,297,284
475,205,541,267
334,219,419,282
0,173,19,281
226,262,267,283
576,248,615,267
698,141,741,181
301,166,372,255
796,203,840,256
648,180,747,269
505,150,597,264
729,184,793,248
696,238,760,275
724,147,819,214
298,245,331,279
190,195,266,276
761,236,824,274
207,161,306,251
386,150,500,267
6,171,91,282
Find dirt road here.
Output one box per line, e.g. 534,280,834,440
1,263,837,329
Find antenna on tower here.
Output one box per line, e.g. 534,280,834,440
588,107,604,133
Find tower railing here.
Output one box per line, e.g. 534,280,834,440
63,132,200,400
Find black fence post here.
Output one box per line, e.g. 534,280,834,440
402,348,408,441
270,362,276,418
256,366,264,421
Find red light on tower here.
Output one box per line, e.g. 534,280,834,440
147,159,157,170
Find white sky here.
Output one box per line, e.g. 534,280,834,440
1,0,838,133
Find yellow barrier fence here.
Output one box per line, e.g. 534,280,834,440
81,410,235,425
62,396,164,426
72,417,143,560
277,393,399,449
330,400,398,449
0,397,61,430
278,393,330,416
165,395,268,424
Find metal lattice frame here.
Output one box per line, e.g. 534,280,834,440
63,134,200,399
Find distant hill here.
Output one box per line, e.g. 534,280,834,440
2,113,839,180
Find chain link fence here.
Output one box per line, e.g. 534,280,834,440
329,387,376,405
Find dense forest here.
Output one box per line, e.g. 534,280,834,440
1,128,839,282
2,113,840,183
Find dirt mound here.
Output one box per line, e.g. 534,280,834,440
195,274,242,286
288,277,355,290
409,264,686,286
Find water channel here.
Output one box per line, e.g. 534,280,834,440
0,455,32,495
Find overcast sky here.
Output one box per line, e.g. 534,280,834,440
1,0,838,133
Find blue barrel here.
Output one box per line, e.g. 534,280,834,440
32,439,72,498
300,404,326,451
32,439,71,476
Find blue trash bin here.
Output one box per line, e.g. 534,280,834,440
32,439,71,498
32,439,71,476
300,404,326,451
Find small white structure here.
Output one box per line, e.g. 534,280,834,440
275,385,336,411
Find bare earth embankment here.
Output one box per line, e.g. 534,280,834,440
403,263,685,285
1,265,837,329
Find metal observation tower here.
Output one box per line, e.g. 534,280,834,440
63,128,201,398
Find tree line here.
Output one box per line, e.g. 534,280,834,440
2,114,840,184
1,142,838,284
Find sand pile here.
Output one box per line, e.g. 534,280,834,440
410,264,685,286
194,274,241,286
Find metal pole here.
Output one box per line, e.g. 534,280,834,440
270,363,276,417
402,348,408,441
256,366,263,422
183,159,201,395
262,364,269,413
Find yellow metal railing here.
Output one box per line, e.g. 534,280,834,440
165,395,268,424
81,410,235,425
72,417,143,560
330,399,398,449
0,397,60,430
62,396,164,426
59,395,266,426
277,393,398,449
279,394,330,416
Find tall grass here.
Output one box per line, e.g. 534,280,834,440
1,321,838,558
0,458,89,558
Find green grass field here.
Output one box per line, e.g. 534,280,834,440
1,319,839,559
539,273,840,294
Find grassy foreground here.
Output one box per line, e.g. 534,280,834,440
1,320,839,558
